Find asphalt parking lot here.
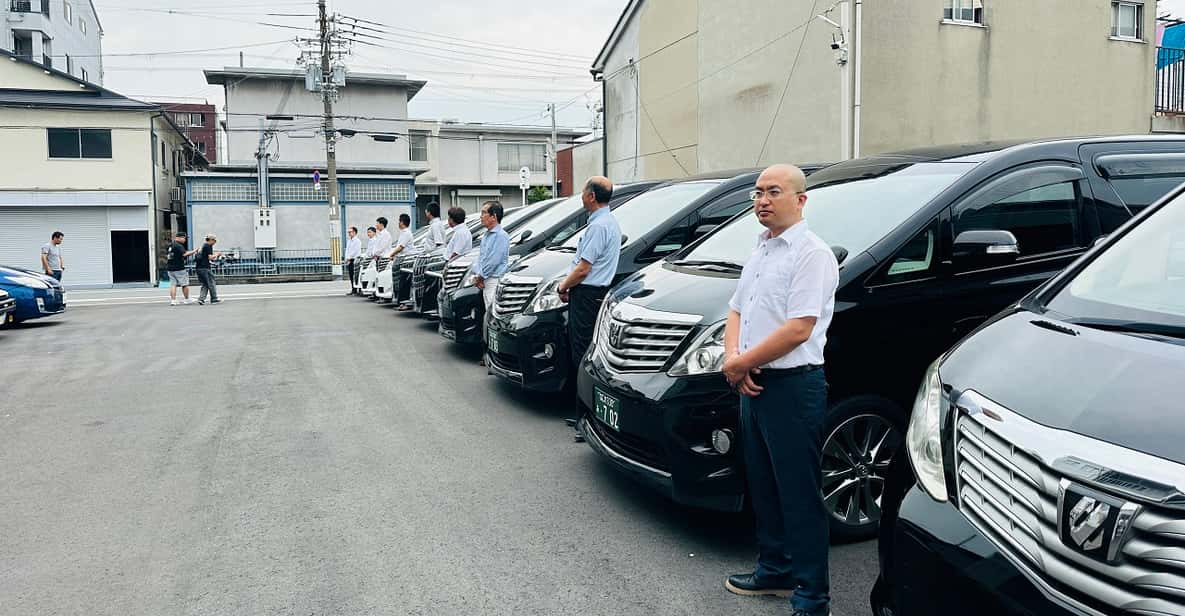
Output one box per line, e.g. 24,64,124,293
0,282,877,616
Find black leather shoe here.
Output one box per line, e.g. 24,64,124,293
724,573,793,598
564,418,578,427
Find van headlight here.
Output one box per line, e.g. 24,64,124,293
524,279,564,315
906,359,948,502
461,265,477,288
668,320,726,376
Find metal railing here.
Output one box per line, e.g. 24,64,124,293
1156,47,1185,114
183,248,334,281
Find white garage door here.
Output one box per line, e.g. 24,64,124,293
0,207,112,286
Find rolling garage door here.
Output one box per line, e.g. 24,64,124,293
0,207,112,286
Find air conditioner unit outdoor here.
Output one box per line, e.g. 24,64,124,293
169,186,183,203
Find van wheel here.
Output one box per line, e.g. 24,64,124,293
822,396,906,543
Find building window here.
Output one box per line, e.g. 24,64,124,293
65,54,73,76
80,18,86,34
270,182,327,202
47,128,112,159
174,112,204,127
191,182,255,202
1112,2,1143,40
197,142,207,154
498,143,547,173
343,182,413,202
63,1,72,23
160,141,166,168
408,131,429,162
943,0,983,25
81,67,88,82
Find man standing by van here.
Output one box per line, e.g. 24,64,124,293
40,231,65,281
721,164,838,616
345,226,362,295
445,207,472,260
475,201,509,366
557,176,619,440
426,203,446,247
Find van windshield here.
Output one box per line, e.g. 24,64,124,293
560,181,721,249
679,161,979,265
510,195,583,243
1047,192,1185,336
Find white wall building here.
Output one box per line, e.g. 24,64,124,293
0,49,202,288
2,0,103,84
408,119,588,216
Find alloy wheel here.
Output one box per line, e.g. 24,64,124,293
821,413,901,530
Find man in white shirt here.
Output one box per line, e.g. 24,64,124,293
364,226,379,259
386,213,415,260
344,226,362,295
444,206,473,259
374,217,393,259
426,203,446,247
721,164,839,616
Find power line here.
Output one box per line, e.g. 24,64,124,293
343,36,581,78
46,40,292,59
337,14,590,62
755,0,822,165
337,18,589,69
343,29,587,72
0,125,589,145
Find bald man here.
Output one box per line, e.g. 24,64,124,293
721,164,838,616
557,176,619,439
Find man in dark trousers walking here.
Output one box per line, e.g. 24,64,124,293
557,177,619,441
195,234,223,305
721,164,839,616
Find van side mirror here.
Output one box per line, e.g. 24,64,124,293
952,230,1020,270
831,245,848,265
621,235,629,245
517,230,533,244
1092,234,1108,249
692,223,716,239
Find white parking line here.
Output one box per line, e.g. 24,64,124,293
70,292,342,306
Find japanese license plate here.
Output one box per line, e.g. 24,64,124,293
594,388,621,431
488,332,501,354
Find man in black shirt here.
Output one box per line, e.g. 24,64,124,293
166,232,197,306
195,234,223,305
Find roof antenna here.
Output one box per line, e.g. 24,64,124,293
239,52,244,68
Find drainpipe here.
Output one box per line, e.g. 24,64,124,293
853,0,863,158
149,114,159,286
477,134,485,185
600,73,609,176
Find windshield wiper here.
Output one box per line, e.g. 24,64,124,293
1066,318,1185,341
547,245,577,252
670,259,744,272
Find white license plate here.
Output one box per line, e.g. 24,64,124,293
62,292,69,304
488,333,501,354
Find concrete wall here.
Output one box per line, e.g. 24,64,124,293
602,6,643,183
0,107,152,190
223,79,411,166
637,0,699,179
191,205,255,252
697,0,845,168
859,0,1157,155
571,139,605,188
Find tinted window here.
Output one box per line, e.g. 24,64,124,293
47,128,81,158
641,214,694,261
1108,176,1185,212
956,180,1081,256
562,181,720,249
872,221,940,285
683,161,978,265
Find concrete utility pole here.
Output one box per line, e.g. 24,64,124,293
319,0,343,277
549,103,558,197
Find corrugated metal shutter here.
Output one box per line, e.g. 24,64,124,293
107,206,148,230
0,207,112,286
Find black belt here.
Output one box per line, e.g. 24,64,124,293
759,364,823,376
575,284,609,290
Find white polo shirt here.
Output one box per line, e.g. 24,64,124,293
428,217,446,246
728,221,839,369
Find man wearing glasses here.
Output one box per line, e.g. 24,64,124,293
721,164,839,616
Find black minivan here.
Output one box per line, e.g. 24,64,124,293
485,170,772,392
874,165,1185,616
577,137,1185,541
437,182,660,344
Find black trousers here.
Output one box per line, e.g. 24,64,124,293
568,284,608,369
346,259,356,291
740,367,830,615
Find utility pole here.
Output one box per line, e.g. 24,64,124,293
549,103,558,197
318,0,343,277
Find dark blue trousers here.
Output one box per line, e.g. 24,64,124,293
740,367,830,615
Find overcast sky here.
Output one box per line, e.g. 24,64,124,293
95,0,626,129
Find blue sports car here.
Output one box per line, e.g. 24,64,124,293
0,266,66,323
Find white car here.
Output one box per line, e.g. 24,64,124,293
358,256,379,297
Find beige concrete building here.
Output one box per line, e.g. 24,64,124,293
594,0,1160,181
0,49,203,287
